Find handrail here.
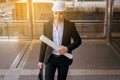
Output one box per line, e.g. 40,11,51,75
0,20,28,23
0,20,120,23
33,20,120,23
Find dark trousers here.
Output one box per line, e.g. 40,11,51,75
45,54,72,80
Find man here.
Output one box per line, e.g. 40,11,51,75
38,1,82,80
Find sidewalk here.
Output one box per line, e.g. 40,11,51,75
0,39,120,80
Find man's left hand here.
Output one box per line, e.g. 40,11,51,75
59,46,68,55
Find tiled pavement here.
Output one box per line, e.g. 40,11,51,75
0,39,120,80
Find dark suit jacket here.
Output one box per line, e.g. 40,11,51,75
39,19,82,64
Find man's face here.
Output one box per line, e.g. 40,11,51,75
53,11,65,23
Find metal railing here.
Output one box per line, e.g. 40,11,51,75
0,19,120,39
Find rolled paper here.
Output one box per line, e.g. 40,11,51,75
40,35,73,59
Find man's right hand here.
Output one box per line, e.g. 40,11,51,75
38,62,43,69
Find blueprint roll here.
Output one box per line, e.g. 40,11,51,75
40,35,73,59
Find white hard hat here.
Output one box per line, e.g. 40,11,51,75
52,1,66,11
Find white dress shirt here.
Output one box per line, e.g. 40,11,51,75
52,23,64,55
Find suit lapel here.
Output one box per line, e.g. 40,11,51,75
49,21,53,41
62,20,67,45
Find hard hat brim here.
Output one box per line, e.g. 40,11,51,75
52,9,66,12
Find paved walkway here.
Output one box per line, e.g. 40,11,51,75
0,39,120,80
